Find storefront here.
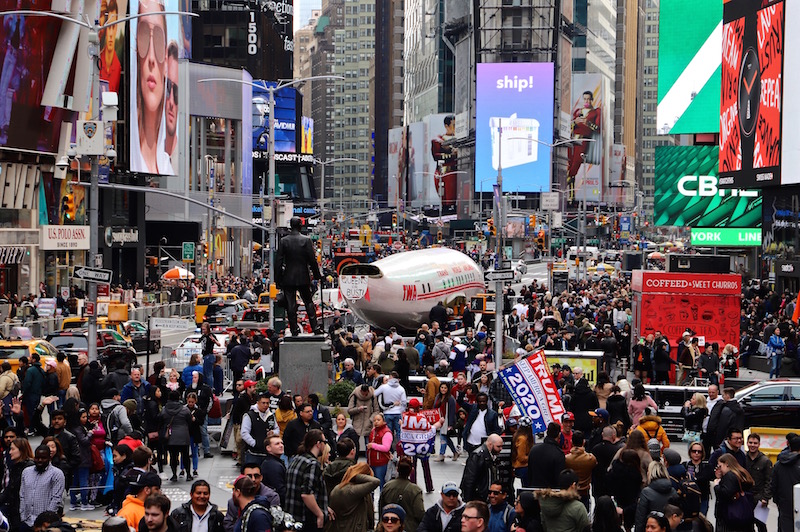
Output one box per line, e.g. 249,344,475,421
40,224,90,298
774,260,800,294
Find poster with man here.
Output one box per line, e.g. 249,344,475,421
567,74,606,205
427,114,458,213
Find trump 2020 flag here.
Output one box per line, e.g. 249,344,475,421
498,348,566,433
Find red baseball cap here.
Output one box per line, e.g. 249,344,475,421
243,380,257,388
562,412,575,421
408,398,421,409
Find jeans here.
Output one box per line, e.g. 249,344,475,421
373,463,388,490
384,414,401,447
438,431,457,455
189,437,199,471
57,389,67,408
168,445,190,476
200,419,210,454
770,355,783,379
602,356,616,378
70,466,89,505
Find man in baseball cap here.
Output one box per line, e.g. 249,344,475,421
560,412,575,454
417,482,465,532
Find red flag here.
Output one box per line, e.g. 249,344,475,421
792,292,800,324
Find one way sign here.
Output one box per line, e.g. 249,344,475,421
484,270,515,282
74,267,113,283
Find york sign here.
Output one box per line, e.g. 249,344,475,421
677,175,758,198
690,228,762,247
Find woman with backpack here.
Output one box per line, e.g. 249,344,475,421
714,454,756,532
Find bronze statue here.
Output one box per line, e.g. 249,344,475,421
275,216,322,335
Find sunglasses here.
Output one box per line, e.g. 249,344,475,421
690,449,703,453
382,516,401,524
166,78,178,105
488,490,503,495
137,22,166,63
649,511,665,518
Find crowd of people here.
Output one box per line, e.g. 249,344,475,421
0,268,799,532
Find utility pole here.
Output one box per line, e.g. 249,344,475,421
494,119,504,370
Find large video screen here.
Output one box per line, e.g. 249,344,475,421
718,0,784,188
780,1,800,185
657,0,722,135
655,145,761,228
129,0,191,175
252,82,297,153
475,62,554,194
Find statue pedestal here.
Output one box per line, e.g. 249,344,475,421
278,335,330,399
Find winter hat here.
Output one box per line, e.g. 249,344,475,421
647,438,662,460
382,504,406,522
663,448,681,466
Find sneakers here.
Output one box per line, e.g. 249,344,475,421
204,453,213,459
193,470,198,477
81,504,95,511
69,504,80,512
433,454,445,462
170,475,178,482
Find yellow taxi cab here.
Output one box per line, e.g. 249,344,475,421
0,339,60,372
61,317,132,340
195,292,238,326
257,292,270,309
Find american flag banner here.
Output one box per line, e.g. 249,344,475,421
498,348,566,433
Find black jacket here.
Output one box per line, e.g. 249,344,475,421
700,441,746,483
429,304,449,328
283,418,322,457
606,394,631,430
771,450,800,532
228,344,251,373
527,437,566,489
460,445,498,502
171,501,225,532
52,428,82,473
569,379,599,435
138,516,180,532
606,459,643,509
417,502,465,532
681,406,708,433
590,439,623,497
276,231,321,286
705,400,744,449
260,453,287,504
634,478,677,532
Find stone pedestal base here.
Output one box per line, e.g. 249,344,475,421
278,335,330,398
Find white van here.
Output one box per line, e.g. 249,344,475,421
566,246,600,263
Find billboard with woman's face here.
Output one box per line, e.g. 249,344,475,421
129,0,189,176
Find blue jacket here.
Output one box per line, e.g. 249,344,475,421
487,502,515,532
120,381,151,414
463,406,501,442
233,496,273,532
182,363,203,386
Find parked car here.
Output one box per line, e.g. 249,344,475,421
0,339,61,373
45,330,137,373
122,320,161,354
166,333,229,371
734,379,800,429
203,299,250,327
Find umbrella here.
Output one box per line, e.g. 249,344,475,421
595,263,613,271
161,266,195,280
647,251,665,260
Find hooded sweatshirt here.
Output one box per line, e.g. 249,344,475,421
535,488,590,532
634,478,677,532
374,379,407,414
100,398,134,442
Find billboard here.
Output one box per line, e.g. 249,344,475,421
422,113,457,211
657,0,722,134
252,82,297,153
654,145,761,228
718,0,784,188
129,0,192,175
406,122,425,207
387,126,405,208
301,116,313,154
781,1,800,184
568,73,607,204
475,62,555,194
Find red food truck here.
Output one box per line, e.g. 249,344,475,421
631,271,742,380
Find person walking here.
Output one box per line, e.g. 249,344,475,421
285,430,331,532
714,454,755,532
526,422,566,489
0,437,34,528
633,462,677,532
327,463,380,532
771,436,800,532
460,434,503,502
366,413,393,489
159,390,193,482
347,384,378,452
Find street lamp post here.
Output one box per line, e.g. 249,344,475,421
315,157,358,224
413,170,469,225
204,155,217,290
6,8,196,363
199,75,343,330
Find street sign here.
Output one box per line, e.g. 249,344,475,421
97,284,110,297
541,192,559,210
85,301,95,316
150,317,195,330
150,328,161,341
484,270,515,282
74,267,112,283
182,242,195,263
500,260,512,269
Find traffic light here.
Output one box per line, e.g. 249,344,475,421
203,243,208,258
437,230,443,242
487,218,496,236
269,283,278,299
537,230,546,250
392,214,398,228
529,215,536,233
62,193,75,222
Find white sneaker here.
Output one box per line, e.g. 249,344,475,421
81,504,95,511
69,504,80,512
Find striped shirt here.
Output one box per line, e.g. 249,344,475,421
20,464,65,526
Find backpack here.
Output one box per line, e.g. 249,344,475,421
670,474,702,519
101,404,122,444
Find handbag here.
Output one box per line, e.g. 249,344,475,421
209,395,222,419
726,479,755,527
89,445,105,473
681,430,701,443
165,414,177,439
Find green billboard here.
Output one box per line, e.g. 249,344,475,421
690,228,762,247
657,0,721,134
654,146,761,228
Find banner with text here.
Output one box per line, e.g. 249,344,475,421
498,348,565,433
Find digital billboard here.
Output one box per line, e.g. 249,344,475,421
301,116,313,154
781,1,800,184
252,82,297,153
406,121,425,207
421,113,458,211
129,0,191,175
657,0,722,134
567,73,607,204
387,126,405,208
475,62,554,194
654,145,761,228
719,0,784,188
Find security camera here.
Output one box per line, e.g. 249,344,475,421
56,155,70,171
105,148,117,161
